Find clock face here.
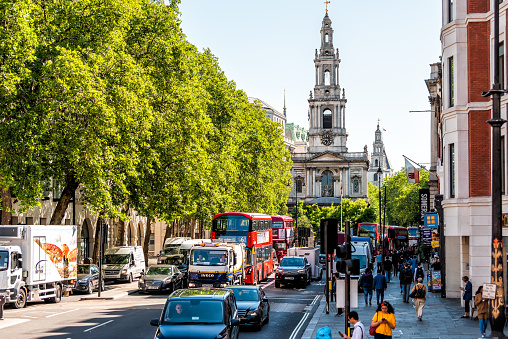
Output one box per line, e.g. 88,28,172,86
321,132,333,146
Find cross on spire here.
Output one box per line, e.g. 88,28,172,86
324,0,330,13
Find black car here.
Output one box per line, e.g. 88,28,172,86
74,264,104,294
150,288,240,339
138,265,184,293
227,285,269,331
275,256,312,288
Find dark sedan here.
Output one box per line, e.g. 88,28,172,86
227,285,269,331
150,288,240,339
275,256,312,289
138,265,184,293
73,264,104,294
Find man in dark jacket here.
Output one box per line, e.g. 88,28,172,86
401,263,413,303
373,271,387,305
360,268,374,306
384,257,393,283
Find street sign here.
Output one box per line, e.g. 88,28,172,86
424,213,439,229
483,283,497,300
419,189,430,224
422,229,432,242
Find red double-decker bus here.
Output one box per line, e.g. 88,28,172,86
357,222,379,250
271,215,294,262
212,212,273,284
383,226,409,252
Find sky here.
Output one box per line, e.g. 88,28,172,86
178,0,442,171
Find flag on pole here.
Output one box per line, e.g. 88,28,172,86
340,178,343,197
405,158,420,183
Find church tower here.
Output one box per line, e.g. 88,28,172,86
307,12,347,154
368,122,393,185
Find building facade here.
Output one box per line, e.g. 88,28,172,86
289,12,369,207
438,0,508,298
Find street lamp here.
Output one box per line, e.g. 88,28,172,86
294,176,305,247
377,167,384,274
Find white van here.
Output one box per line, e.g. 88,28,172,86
351,242,371,276
178,239,211,258
287,247,323,281
103,246,146,282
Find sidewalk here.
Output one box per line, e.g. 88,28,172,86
302,273,484,339
77,281,138,300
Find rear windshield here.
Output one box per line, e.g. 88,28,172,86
230,288,259,301
280,257,304,267
163,300,224,324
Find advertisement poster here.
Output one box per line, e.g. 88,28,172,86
431,270,441,291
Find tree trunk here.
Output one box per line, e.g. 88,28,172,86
0,185,12,225
92,219,102,264
143,217,152,264
50,172,79,225
115,219,125,246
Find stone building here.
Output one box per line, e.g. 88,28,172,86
437,0,508,299
289,11,369,208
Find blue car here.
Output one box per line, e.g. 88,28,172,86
150,288,240,339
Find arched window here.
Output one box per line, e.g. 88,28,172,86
325,34,329,42
375,159,378,167
127,224,132,246
323,109,332,128
324,71,330,86
80,221,90,262
321,170,334,197
353,178,360,193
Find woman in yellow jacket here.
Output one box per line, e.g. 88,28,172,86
474,286,488,338
371,301,396,339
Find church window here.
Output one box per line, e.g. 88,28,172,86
325,34,329,42
325,90,329,96
353,179,360,193
324,71,330,86
374,173,378,181
323,109,332,128
296,180,303,193
321,170,334,197
375,159,378,167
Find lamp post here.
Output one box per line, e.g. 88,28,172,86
377,167,384,274
294,176,305,247
481,0,507,336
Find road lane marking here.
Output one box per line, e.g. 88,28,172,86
46,308,80,318
83,320,114,332
288,295,320,339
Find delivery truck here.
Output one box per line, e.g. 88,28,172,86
287,247,323,281
0,225,78,308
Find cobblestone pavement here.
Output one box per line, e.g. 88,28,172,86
302,273,488,339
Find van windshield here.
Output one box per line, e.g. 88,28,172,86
352,254,367,269
104,254,130,265
0,251,8,271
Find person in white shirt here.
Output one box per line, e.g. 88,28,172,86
339,311,365,339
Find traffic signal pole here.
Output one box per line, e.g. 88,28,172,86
344,220,351,336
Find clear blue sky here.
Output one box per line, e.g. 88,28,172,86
178,0,442,171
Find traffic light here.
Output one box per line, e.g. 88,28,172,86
336,244,348,259
320,219,338,254
336,258,360,275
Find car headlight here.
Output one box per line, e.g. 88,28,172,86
78,279,88,283
247,310,257,316
276,268,283,274
188,282,196,288
121,269,128,274
139,278,144,283
297,269,305,274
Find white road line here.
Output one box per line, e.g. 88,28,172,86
83,320,114,333
46,308,79,318
288,295,320,339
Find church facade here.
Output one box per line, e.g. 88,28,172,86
289,12,369,207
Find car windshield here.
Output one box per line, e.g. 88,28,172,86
0,251,8,271
191,250,227,266
77,265,92,274
166,257,187,269
147,267,172,275
103,254,129,265
231,288,259,301
352,255,368,269
161,248,179,256
163,300,224,324
280,257,304,267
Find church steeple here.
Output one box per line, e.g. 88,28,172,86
307,11,347,154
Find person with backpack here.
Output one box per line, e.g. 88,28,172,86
413,262,425,283
409,277,427,321
360,268,374,306
401,263,413,303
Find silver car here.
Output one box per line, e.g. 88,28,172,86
138,265,184,293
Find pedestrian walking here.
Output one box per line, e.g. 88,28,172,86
474,286,488,337
377,251,382,272
370,301,396,339
383,257,393,283
409,277,427,321
373,270,387,305
410,256,418,275
413,262,424,283
339,311,365,339
400,263,413,303
460,276,473,318
360,268,374,306
392,252,399,277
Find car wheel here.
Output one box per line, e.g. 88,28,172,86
275,282,280,288
264,312,270,324
87,282,93,294
50,284,62,303
128,273,133,283
13,288,26,309
254,318,263,331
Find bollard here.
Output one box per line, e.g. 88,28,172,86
0,295,5,320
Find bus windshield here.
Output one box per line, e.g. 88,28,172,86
409,228,418,237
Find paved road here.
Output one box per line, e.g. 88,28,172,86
0,276,325,339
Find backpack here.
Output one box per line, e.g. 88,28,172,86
415,267,424,280
415,285,426,298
